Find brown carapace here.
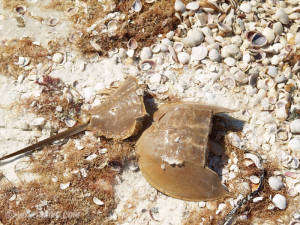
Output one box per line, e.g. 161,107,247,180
0,76,147,161
136,102,231,201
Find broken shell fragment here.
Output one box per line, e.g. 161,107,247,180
87,76,147,140
137,103,231,201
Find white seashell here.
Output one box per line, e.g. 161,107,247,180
166,31,175,40
32,117,46,127
275,8,289,25
249,175,260,184
15,5,26,15
145,0,156,3
127,38,138,50
183,28,204,47
209,48,221,62
173,42,184,52
224,57,236,67
267,66,277,77
195,13,208,26
215,203,226,215
177,52,190,64
140,59,156,71
295,32,300,46
252,196,264,203
289,12,300,20
52,52,64,64
151,44,160,53
244,153,263,169
217,22,232,35
45,17,59,27
86,153,97,161
132,0,142,12
107,20,118,33
186,1,199,11
276,107,288,120
262,27,275,43
65,118,76,127
149,73,161,84
221,44,240,58
271,55,280,65
191,46,208,61
160,43,169,52
174,0,185,12
168,46,178,62
268,176,284,191
239,2,251,13
198,201,206,208
250,33,267,48
288,137,300,151
93,197,104,205
272,194,286,210
290,119,300,134
201,27,212,37
17,56,30,66
140,47,152,60
294,182,300,194
60,182,70,190
273,22,283,35
161,38,172,46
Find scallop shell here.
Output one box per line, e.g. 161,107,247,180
137,103,232,201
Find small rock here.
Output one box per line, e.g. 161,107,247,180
273,22,283,35
224,57,236,67
177,52,190,64
272,194,287,210
288,137,300,151
239,2,252,13
290,119,300,133
275,8,289,25
268,176,284,191
209,48,221,62
93,197,104,206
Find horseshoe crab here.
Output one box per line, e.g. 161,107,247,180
136,102,231,201
0,76,147,161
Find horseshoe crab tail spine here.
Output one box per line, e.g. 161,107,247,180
0,121,90,161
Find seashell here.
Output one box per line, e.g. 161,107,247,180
250,32,267,48
221,44,240,58
177,52,190,64
202,27,212,36
107,20,118,33
183,28,204,47
132,0,143,12
127,38,138,50
168,46,178,63
174,0,186,12
224,57,236,67
295,32,300,45
288,137,300,151
15,5,26,15
17,56,30,67
272,194,287,210
145,0,156,3
292,61,300,73
275,8,289,25
160,43,169,52
244,153,263,169
289,12,300,20
140,47,152,60
126,49,135,58
66,7,79,16
273,22,283,35
136,103,233,201
52,52,64,64
93,197,104,205
151,44,160,53
199,0,223,12
239,2,251,13
166,31,175,40
191,46,208,61
45,17,59,27
173,42,184,52
65,118,76,128
217,22,232,36
209,48,221,62
140,59,156,71
195,13,208,26
262,27,275,43
268,176,284,191
186,1,200,11
60,182,70,190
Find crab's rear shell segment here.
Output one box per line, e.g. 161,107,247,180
87,76,147,140
137,103,230,201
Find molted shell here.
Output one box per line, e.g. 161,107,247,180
87,77,147,140
137,103,231,201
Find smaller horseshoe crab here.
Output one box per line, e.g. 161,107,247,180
0,76,147,161
136,102,232,201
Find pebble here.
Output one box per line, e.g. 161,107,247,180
273,22,283,35
267,66,278,77
272,194,287,210
288,137,300,151
268,176,284,191
240,2,252,13
177,52,190,64
93,197,104,206
52,52,64,64
275,8,289,25
224,57,236,67
209,48,221,62
290,119,300,133
174,0,185,12
191,46,208,61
